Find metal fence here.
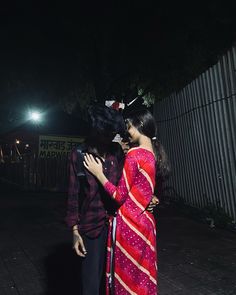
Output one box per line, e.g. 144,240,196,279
154,46,236,220
0,154,69,192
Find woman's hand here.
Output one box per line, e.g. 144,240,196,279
146,195,159,213
84,153,103,178
84,153,108,186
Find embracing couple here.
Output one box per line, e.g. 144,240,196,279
66,104,169,295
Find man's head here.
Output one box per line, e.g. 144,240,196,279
87,104,126,143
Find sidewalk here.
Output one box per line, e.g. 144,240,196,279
157,208,236,295
0,188,236,295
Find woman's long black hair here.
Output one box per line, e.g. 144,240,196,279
125,109,171,178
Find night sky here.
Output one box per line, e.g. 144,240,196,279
0,1,236,133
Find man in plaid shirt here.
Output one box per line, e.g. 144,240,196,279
66,105,124,295
66,147,120,239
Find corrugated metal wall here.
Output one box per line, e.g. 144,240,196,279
154,46,236,220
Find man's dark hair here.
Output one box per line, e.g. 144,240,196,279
87,104,125,143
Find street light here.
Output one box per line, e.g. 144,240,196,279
28,111,42,123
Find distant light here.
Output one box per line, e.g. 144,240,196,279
16,139,20,144
28,111,42,123
25,144,29,148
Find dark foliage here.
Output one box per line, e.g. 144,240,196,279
0,1,236,132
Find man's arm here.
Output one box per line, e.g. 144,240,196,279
65,148,87,257
65,149,80,227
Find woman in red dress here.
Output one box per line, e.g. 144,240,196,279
84,109,169,295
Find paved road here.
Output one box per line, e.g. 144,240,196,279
0,188,236,295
